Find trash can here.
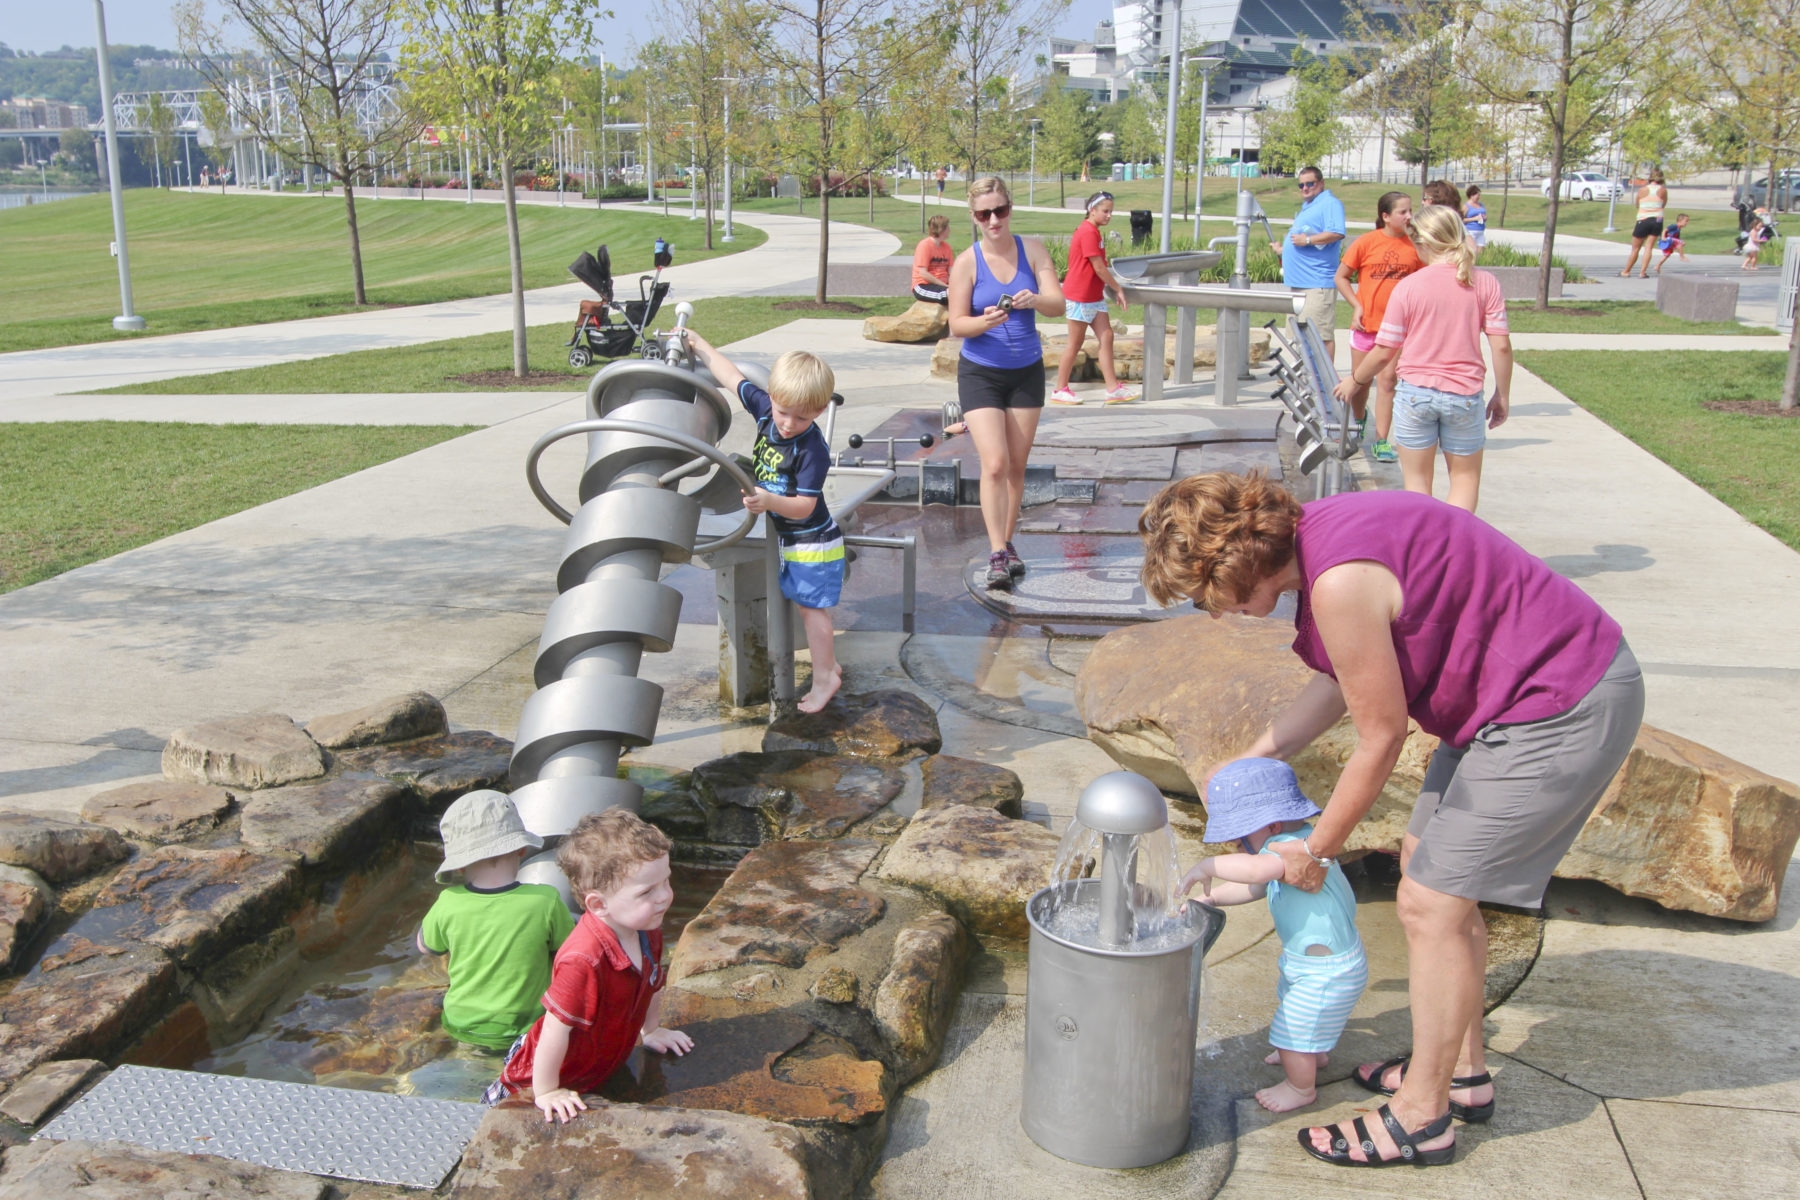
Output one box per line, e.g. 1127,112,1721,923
1129,210,1153,247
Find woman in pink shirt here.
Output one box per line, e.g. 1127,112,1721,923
1333,205,1512,513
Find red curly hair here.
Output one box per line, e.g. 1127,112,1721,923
1137,472,1303,611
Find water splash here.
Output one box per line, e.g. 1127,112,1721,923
1041,814,1190,951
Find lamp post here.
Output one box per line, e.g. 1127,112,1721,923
39,159,49,200
1029,118,1040,207
1157,1,1183,252
717,77,739,242
1192,55,1224,240
93,0,144,331
1603,136,1621,232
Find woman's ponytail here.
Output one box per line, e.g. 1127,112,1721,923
1410,204,1476,285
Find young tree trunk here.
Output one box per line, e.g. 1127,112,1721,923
500,153,528,378
1059,170,1065,207
704,169,715,251
1783,322,1799,410
816,179,831,304
342,172,368,306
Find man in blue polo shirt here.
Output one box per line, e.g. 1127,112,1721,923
1271,165,1346,356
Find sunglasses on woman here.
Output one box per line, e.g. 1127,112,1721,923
973,203,1012,221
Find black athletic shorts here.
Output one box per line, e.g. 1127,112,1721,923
958,358,1046,412
1632,216,1663,239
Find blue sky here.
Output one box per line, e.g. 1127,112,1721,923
7,0,1119,59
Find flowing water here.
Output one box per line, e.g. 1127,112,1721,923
1040,815,1190,950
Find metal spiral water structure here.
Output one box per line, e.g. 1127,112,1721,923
512,315,757,902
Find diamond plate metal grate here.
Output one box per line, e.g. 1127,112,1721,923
35,1066,485,1190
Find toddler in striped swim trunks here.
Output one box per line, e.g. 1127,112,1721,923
1181,757,1368,1113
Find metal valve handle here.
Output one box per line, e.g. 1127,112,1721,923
524,417,760,553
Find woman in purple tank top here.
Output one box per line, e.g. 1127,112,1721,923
947,176,1064,592
1139,474,1644,1170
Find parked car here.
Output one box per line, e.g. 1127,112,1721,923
1731,172,1800,211
1539,171,1629,201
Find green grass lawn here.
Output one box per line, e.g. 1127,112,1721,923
95,295,915,394
0,422,475,594
1517,350,1800,550
1500,300,1767,336
0,190,758,353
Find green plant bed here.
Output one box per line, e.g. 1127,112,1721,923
0,190,758,353
95,295,916,395
1517,349,1800,550
0,422,475,594
1502,300,1766,335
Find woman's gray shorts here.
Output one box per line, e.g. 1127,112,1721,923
1405,641,1645,907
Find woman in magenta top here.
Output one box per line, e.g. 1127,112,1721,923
1139,476,1644,1169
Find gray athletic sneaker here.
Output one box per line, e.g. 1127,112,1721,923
986,551,1013,591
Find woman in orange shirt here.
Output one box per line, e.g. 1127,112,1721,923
1335,191,1422,463
912,214,955,304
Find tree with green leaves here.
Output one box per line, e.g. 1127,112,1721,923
1256,53,1351,176
643,0,741,250
143,92,178,187
197,89,234,191
941,0,1068,179
178,0,422,306
1342,0,1476,188
398,0,603,376
1039,80,1097,206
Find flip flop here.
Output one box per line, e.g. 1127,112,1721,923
1352,1054,1496,1123
1299,1103,1456,1168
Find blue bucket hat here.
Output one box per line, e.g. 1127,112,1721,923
1202,757,1320,844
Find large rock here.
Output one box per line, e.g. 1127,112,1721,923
0,1058,104,1127
452,1096,814,1200
79,780,233,843
1077,613,1800,921
873,910,967,1084
763,689,942,759
161,714,327,789
304,690,448,750
82,845,302,968
919,754,1023,817
689,752,905,844
0,1138,327,1200
863,299,949,343
334,730,512,806
879,806,1059,940
0,864,52,974
238,776,410,867
0,938,178,1088
0,812,130,884
929,336,963,380
671,840,885,979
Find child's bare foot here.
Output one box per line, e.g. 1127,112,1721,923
1265,1049,1328,1068
1256,1080,1318,1113
797,666,842,713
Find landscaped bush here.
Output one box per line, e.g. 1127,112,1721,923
800,170,888,199
1476,241,1589,283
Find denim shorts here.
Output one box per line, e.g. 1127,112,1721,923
1065,298,1109,323
1391,379,1488,455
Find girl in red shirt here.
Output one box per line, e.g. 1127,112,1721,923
1050,191,1134,404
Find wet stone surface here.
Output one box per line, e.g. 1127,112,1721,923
453,1097,813,1200
0,813,129,885
304,690,448,751
873,911,968,1085
0,1138,328,1199
162,713,327,790
0,1058,104,1127
0,939,178,1089
689,752,906,845
763,689,942,759
672,840,886,978
811,965,860,1004
0,866,51,975
335,731,512,807
79,781,234,843
919,754,1023,818
238,776,410,868
273,983,456,1082
879,806,1059,941
83,845,303,969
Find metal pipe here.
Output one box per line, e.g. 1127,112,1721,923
766,526,795,703
1118,282,1305,313
92,0,144,331
1157,4,1182,253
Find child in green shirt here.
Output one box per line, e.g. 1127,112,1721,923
418,790,575,1050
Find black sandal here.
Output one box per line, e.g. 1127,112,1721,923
1352,1054,1496,1123
1299,1103,1456,1168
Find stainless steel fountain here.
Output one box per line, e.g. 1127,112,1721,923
1021,771,1226,1168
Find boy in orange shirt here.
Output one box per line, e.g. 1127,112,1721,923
912,214,955,304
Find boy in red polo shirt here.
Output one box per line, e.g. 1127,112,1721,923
484,809,694,1121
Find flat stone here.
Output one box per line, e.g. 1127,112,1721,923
630,765,707,839
611,992,887,1127
811,965,860,1004
277,984,455,1080
161,713,326,789
733,970,784,1000
334,730,512,805
79,780,234,843
920,754,1023,817
689,751,906,844
0,939,178,1089
863,299,948,344
671,839,885,979
0,865,51,974
873,910,967,1085
0,812,130,884
452,1096,813,1200
0,1138,327,1199
237,776,410,868
303,690,448,750
763,689,942,759
879,806,1059,940
83,845,302,968
0,1058,103,1126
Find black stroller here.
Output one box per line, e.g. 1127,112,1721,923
1734,202,1780,255
565,239,674,367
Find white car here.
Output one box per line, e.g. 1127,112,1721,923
1540,171,1628,201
